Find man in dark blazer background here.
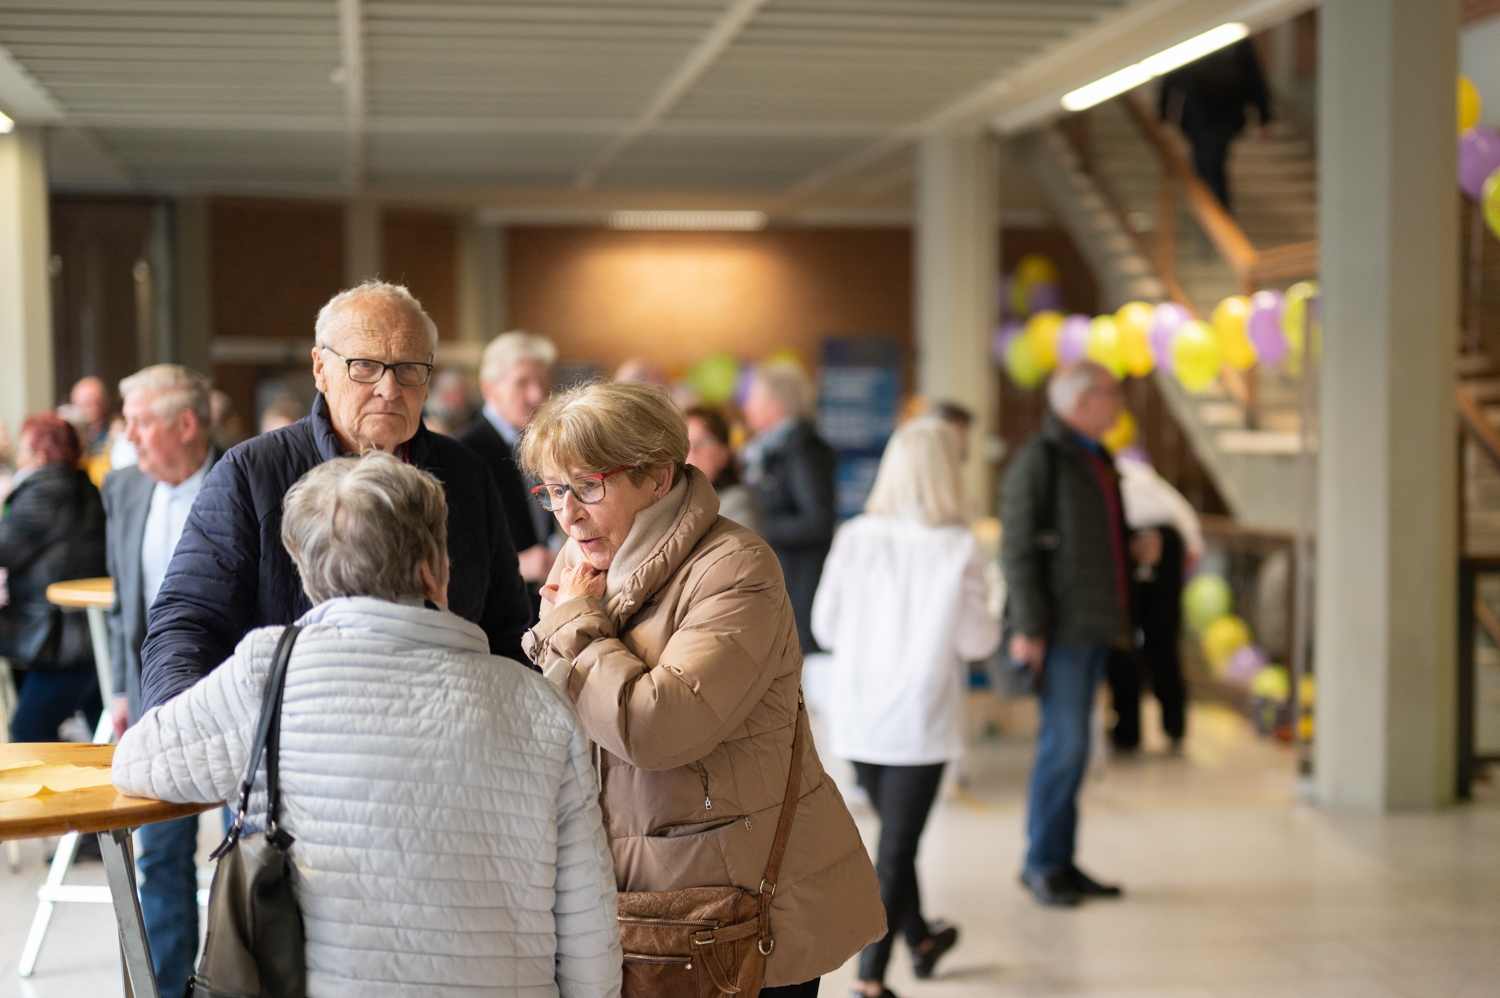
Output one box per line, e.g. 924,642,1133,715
102,364,219,998
454,330,558,621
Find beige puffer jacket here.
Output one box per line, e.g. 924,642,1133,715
525,466,884,987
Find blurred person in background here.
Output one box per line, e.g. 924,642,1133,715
139,280,531,712
685,405,764,535
1157,38,1271,211
742,361,836,653
260,393,308,434
208,388,248,452
425,368,479,434
1001,361,1132,908
0,413,107,742
933,400,974,463
1107,446,1204,754
114,451,621,998
102,364,218,997
812,416,1000,998
613,356,669,386
70,375,111,456
456,331,558,621
520,380,883,997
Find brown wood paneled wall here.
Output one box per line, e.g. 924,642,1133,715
505,226,913,377
382,210,458,341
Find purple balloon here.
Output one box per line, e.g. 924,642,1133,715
1247,289,1287,366
1461,128,1500,199
1226,644,1269,686
1027,281,1064,314
1057,314,1091,364
1150,302,1191,374
990,320,1024,364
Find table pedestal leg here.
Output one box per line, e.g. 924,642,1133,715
100,827,159,998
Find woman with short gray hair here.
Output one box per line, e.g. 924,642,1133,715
113,450,621,998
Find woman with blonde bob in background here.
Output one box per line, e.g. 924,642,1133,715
113,450,621,998
520,379,884,998
811,416,1001,998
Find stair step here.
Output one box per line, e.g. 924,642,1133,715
1460,354,1496,376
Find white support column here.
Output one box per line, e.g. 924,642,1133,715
1314,0,1460,810
344,198,382,287
915,130,999,512
0,126,55,439
456,217,505,345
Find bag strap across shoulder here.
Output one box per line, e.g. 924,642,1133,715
212,624,301,859
754,690,807,956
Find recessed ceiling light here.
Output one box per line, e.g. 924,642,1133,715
1061,22,1249,112
609,210,767,230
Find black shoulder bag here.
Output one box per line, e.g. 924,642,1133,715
191,624,306,998
992,443,1060,698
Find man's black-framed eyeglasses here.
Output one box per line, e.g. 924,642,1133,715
530,466,632,511
321,346,433,387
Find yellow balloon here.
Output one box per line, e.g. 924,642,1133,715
1203,615,1252,674
1173,320,1220,392
1024,310,1064,371
1004,331,1048,389
1460,74,1482,133
1103,409,1137,454
1282,281,1319,375
1211,295,1257,370
1115,301,1156,377
1014,252,1059,288
1086,315,1127,379
1485,169,1500,242
1009,279,1032,319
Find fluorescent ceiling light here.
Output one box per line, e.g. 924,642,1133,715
1061,22,1248,112
609,210,767,230
0,110,13,134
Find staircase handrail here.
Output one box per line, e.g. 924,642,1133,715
1120,92,1318,293
1457,382,1500,472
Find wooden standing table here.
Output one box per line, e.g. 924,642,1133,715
1,743,217,997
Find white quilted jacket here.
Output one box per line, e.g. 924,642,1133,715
113,597,621,998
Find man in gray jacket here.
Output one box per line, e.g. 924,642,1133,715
102,364,218,997
1001,361,1133,907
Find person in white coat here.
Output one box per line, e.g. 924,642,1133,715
112,450,621,998
811,416,1000,998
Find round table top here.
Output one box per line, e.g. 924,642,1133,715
46,577,115,609
0,743,218,841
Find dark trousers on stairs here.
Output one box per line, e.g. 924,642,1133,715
1109,526,1188,748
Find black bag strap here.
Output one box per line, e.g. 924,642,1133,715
212,624,301,859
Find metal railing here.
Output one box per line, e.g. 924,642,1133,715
1456,558,1500,798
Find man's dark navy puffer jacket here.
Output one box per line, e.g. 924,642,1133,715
140,393,531,711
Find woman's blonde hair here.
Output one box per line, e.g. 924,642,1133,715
518,379,689,485
863,416,969,526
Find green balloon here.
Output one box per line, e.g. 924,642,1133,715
1183,573,1233,633
689,353,741,404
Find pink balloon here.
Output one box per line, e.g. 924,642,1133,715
1226,644,1269,686
1460,128,1500,199
1247,290,1287,366
991,320,1023,364
1150,302,1191,374
1057,314,1091,364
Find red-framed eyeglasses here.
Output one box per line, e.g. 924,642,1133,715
530,466,633,511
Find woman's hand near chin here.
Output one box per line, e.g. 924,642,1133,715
552,559,607,604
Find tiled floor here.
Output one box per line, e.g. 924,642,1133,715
1,701,1496,998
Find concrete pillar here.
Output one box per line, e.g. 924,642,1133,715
0,126,55,439
915,130,999,512
175,195,213,376
344,198,382,286
1314,0,1459,810
456,217,505,345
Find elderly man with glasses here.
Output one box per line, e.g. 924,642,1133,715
139,281,532,712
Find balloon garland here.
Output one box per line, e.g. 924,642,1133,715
1458,74,1500,242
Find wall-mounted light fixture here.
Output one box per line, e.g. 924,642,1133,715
0,110,14,134
1061,22,1248,112
609,210,767,231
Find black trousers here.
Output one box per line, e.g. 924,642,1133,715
1185,124,1239,209
853,761,945,983
761,979,820,998
1108,526,1188,747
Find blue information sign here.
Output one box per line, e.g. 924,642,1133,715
818,337,901,520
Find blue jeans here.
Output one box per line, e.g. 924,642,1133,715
138,814,200,997
1024,642,1107,876
8,665,99,742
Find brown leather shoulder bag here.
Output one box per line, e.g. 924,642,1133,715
617,694,806,998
